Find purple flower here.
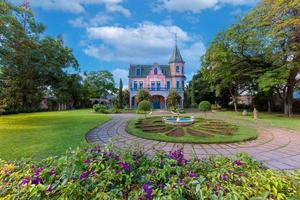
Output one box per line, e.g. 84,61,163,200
105,152,113,157
221,174,229,181
84,159,91,165
115,155,120,161
233,160,243,166
47,184,53,192
49,169,55,176
32,176,43,185
143,183,153,199
21,177,30,186
119,162,130,172
80,170,95,181
159,183,165,190
80,171,90,181
34,167,44,176
188,171,198,178
115,170,120,174
228,170,233,174
238,173,245,177
168,148,185,166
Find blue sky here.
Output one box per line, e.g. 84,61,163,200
10,0,258,87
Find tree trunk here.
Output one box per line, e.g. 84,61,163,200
233,100,238,112
283,68,298,117
229,88,238,112
284,92,294,117
268,100,271,113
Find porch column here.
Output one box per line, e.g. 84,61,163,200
129,95,132,109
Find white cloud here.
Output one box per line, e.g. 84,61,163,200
157,0,258,13
9,0,130,16
69,13,113,28
83,23,206,74
105,4,131,17
112,68,129,88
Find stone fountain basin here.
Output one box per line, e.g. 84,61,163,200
163,116,195,126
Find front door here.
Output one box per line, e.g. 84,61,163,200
152,98,161,109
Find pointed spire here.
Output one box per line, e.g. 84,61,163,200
169,43,184,64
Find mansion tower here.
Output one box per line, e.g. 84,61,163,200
128,44,186,109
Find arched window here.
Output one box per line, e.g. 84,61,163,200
176,66,180,73
154,68,158,75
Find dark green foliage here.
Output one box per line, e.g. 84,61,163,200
0,1,83,113
83,71,115,98
137,100,151,113
93,104,109,114
199,101,212,112
186,73,216,108
118,79,124,109
137,89,151,103
166,90,181,109
123,89,130,108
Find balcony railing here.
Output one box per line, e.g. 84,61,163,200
130,87,184,92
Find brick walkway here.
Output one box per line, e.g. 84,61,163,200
86,113,300,170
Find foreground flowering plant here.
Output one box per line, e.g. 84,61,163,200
0,145,300,199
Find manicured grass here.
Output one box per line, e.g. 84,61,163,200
0,109,110,160
126,117,257,144
215,111,300,132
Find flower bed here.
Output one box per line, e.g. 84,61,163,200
1,145,299,199
127,117,257,144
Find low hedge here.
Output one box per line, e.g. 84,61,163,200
1,145,299,199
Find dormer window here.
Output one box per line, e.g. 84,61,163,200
154,68,158,75
176,66,180,73
136,68,141,76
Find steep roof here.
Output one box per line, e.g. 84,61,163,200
169,44,184,64
128,64,171,78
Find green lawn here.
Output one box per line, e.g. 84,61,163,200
126,117,257,144
215,111,300,132
0,109,110,160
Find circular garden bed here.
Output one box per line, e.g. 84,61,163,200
126,117,257,144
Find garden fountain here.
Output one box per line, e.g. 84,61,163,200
163,103,195,126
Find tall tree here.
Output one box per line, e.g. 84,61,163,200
118,79,124,109
0,1,79,113
166,90,181,109
253,0,300,117
137,89,151,103
83,71,115,98
123,89,130,108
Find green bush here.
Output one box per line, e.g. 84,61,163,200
0,145,299,199
137,89,151,103
137,100,151,113
93,104,109,114
199,101,211,112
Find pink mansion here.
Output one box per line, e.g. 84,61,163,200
129,44,186,109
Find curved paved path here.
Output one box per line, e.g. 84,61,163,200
86,113,300,170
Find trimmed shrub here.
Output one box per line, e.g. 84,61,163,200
199,101,211,117
199,101,211,112
137,100,151,117
93,104,109,114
